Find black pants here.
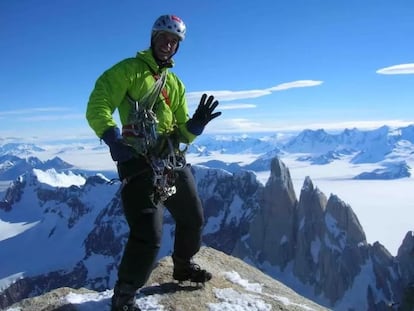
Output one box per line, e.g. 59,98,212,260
116,158,204,289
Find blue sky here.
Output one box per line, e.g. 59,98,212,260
1,0,414,143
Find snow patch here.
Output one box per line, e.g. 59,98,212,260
0,220,39,241
33,168,86,187
209,288,271,311
310,237,321,264
223,271,263,293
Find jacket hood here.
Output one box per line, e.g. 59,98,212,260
137,49,175,72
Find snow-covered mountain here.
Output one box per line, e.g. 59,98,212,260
1,124,414,310
187,133,283,155
1,157,413,310
354,161,411,180
3,125,413,181
191,125,414,179
0,155,74,181
0,143,45,156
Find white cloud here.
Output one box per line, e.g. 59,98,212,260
376,63,414,75
187,89,272,103
0,107,71,116
0,107,83,122
18,113,84,122
207,118,263,133
186,80,323,104
268,80,323,91
220,104,256,110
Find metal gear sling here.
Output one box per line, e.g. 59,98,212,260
122,70,186,202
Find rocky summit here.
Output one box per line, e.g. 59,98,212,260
4,247,330,311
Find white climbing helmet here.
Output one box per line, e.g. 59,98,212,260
152,15,186,41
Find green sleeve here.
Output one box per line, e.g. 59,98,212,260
170,75,197,144
86,59,133,138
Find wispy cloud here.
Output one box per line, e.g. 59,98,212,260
187,90,272,103
18,114,85,122
209,118,263,132
0,107,84,122
220,104,256,110
0,107,71,116
268,80,323,91
186,80,323,104
376,63,414,75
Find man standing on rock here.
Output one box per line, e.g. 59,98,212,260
86,14,221,311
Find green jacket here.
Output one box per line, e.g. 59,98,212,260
86,49,196,145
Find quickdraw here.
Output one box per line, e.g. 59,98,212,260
122,70,187,203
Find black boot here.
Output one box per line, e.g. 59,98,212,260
172,255,212,283
111,281,141,311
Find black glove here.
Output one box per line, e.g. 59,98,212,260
101,127,134,162
186,94,221,135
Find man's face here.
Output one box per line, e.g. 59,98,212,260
152,31,180,61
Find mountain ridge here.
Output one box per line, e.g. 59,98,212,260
1,124,414,310
1,125,414,183
1,156,413,310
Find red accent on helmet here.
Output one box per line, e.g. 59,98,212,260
171,15,182,23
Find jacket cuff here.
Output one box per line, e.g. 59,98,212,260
101,127,121,145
